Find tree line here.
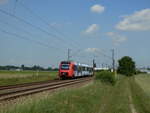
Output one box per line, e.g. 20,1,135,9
0,65,58,71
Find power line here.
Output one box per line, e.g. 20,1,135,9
13,0,19,15
95,50,112,60
18,3,82,49
0,19,62,49
20,2,80,47
0,8,74,49
0,28,62,51
0,8,90,63
70,49,82,59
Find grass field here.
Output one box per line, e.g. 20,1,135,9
0,75,132,113
0,70,57,86
130,74,150,113
0,74,150,113
135,74,150,95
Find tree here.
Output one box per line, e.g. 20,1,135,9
118,56,136,76
21,64,25,70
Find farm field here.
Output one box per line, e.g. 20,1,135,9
0,70,57,86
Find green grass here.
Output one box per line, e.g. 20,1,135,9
100,75,131,113
135,74,150,95
2,73,150,113
0,75,132,113
0,70,57,86
130,74,150,113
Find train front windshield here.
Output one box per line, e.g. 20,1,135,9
61,64,70,70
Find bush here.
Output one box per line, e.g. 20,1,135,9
95,71,116,85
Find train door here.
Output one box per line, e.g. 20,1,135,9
73,65,78,77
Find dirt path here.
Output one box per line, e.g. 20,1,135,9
98,77,130,113
128,78,138,113
98,76,138,113
129,94,137,113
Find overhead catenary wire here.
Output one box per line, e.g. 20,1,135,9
0,28,63,51
0,1,105,66
19,2,82,49
0,8,75,50
0,8,84,63
13,0,19,15
0,7,91,64
95,50,112,60
0,18,64,49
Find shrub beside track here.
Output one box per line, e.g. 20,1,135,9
95,71,116,85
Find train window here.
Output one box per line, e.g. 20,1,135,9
81,67,84,71
82,67,85,71
61,64,69,70
89,68,91,72
61,61,70,64
73,65,77,71
79,66,82,72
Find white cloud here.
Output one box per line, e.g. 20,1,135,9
90,4,105,14
83,24,99,35
85,48,99,53
0,0,8,4
107,32,127,46
116,9,150,31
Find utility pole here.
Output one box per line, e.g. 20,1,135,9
93,59,96,68
111,49,115,72
93,59,96,76
67,49,71,61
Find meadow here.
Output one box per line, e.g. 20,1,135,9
135,74,150,95
0,73,150,113
130,74,150,113
0,75,132,113
0,70,57,86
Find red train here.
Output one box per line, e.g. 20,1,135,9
59,61,93,79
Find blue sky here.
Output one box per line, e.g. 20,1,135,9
0,0,150,68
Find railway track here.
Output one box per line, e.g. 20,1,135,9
0,79,60,90
0,77,92,102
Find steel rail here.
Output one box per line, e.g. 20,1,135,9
0,77,92,102
0,79,60,90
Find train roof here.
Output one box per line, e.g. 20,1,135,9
60,61,93,68
74,62,93,68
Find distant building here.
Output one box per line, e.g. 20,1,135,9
139,69,150,74
94,67,109,71
10,68,22,71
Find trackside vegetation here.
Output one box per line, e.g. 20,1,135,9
0,71,150,113
95,71,116,85
130,75,150,113
0,75,132,113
